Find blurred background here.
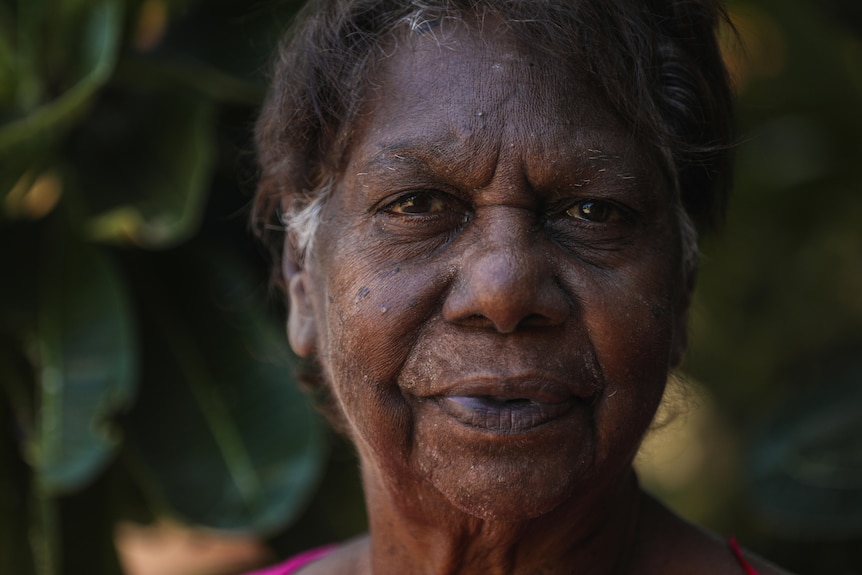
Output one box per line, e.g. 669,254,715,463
0,0,859,573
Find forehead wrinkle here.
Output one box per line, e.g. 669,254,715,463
358,21,539,189
357,129,501,188
353,14,660,201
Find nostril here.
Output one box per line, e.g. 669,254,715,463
456,314,499,330
444,289,569,333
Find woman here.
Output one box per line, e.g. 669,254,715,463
251,0,791,573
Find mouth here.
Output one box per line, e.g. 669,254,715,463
436,394,577,433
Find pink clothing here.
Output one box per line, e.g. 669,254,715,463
729,536,762,575
244,545,337,575
250,538,760,574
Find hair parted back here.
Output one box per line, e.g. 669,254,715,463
253,0,735,283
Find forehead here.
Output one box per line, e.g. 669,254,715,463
344,17,656,188
377,19,598,114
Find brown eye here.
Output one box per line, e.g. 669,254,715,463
386,193,447,215
566,200,615,222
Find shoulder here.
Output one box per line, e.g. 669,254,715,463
293,535,370,575
635,494,795,575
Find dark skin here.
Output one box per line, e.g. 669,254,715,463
284,17,791,575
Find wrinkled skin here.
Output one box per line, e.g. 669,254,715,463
283,17,788,575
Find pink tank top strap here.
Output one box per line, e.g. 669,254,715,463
729,536,761,575
243,545,338,575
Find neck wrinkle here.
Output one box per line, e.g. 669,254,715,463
360,461,644,575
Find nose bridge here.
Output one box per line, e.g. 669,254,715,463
471,207,536,281
444,206,568,333
474,205,536,249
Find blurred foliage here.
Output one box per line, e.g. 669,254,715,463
0,0,860,574
0,1,326,574
674,0,862,571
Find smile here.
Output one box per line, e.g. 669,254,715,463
437,395,577,433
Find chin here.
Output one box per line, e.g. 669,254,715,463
435,455,594,522
413,418,598,523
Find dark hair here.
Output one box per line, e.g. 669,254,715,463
253,0,735,277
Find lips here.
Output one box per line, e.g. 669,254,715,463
437,394,577,433
421,376,593,434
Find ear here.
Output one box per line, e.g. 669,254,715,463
283,234,317,358
670,263,697,369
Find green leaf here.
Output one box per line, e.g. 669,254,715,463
124,246,326,534
34,230,137,494
72,86,216,249
749,360,862,537
0,0,123,153
140,0,302,92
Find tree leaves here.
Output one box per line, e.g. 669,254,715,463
123,247,325,534
33,228,137,494
750,358,862,537
0,0,123,153
74,86,216,249
0,1,327,573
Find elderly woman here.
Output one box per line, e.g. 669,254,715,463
250,0,790,573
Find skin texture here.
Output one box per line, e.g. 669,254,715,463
283,18,791,575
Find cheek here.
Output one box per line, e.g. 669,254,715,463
320,266,425,382
580,262,680,466
313,248,448,450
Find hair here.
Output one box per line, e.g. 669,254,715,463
254,0,734,269
251,0,735,422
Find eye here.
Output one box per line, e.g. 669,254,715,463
384,192,449,215
566,199,618,223
376,190,469,248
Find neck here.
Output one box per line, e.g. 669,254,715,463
359,465,644,575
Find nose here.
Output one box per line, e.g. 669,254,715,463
442,208,570,333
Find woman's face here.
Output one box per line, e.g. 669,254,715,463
286,22,689,521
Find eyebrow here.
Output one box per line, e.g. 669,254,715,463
354,135,646,195
361,149,428,173
361,136,468,169
355,138,493,188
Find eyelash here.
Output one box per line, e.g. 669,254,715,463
380,192,631,234
383,192,451,216
561,199,629,224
